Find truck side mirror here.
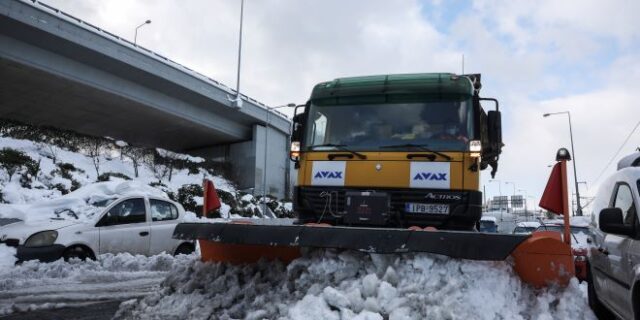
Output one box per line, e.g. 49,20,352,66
487,110,502,146
291,112,305,143
599,208,634,236
290,112,305,165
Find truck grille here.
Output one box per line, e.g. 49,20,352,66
297,186,472,214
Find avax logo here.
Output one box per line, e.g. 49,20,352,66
413,173,447,181
314,171,343,179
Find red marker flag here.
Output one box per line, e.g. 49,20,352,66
203,179,221,216
539,162,567,216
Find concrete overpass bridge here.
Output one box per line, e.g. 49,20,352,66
0,0,292,197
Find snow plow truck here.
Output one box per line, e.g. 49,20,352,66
174,73,576,287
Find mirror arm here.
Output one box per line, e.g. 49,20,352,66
479,98,499,111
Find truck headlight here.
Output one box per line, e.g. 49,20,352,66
24,230,58,247
469,140,482,152
290,141,300,159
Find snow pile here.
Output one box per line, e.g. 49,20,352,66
0,252,194,315
114,251,595,320
0,244,16,269
0,181,166,222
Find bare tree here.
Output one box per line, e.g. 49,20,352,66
80,138,106,179
123,145,151,178
156,148,186,182
36,142,59,164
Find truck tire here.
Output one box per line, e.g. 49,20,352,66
63,245,95,261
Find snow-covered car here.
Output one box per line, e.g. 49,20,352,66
533,222,591,281
0,194,195,263
512,221,541,234
588,152,640,320
478,216,498,233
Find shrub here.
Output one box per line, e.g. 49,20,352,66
97,172,132,182
0,148,37,182
176,184,203,214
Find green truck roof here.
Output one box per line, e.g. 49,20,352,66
310,73,475,105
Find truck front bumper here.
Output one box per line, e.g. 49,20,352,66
294,186,482,230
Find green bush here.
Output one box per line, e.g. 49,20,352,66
53,183,69,195
97,172,132,182
176,184,203,214
55,162,84,180
0,148,37,182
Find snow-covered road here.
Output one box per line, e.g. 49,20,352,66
0,244,596,319
0,249,191,316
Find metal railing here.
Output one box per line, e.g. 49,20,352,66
19,0,289,120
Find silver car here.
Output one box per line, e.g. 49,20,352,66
588,152,640,319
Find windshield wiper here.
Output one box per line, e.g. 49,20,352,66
310,144,366,159
379,144,451,160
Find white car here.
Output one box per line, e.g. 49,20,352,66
0,195,194,262
512,221,541,234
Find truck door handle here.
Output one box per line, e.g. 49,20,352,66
598,247,609,255
139,231,149,237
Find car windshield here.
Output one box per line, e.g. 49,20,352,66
513,226,536,233
92,198,117,207
304,98,474,152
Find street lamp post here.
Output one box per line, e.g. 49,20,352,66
134,20,151,45
543,111,582,215
227,0,245,108
261,103,295,217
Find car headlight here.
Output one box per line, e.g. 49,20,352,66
24,230,58,247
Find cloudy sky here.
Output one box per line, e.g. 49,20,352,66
45,0,640,212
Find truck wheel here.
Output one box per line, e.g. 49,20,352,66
587,266,613,319
174,243,195,256
63,246,94,261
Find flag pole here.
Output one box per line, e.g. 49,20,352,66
560,159,571,246
555,148,572,247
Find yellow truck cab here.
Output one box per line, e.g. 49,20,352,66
290,73,503,230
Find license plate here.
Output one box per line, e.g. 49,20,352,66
405,203,449,214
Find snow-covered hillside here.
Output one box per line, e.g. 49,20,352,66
0,125,292,221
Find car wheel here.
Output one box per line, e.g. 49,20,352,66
63,246,94,261
174,243,195,256
587,265,614,319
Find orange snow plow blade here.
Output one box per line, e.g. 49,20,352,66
511,231,575,288
199,241,301,264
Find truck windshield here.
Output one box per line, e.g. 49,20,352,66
304,99,474,151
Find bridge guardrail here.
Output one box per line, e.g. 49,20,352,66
20,0,289,120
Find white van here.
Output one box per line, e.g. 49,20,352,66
588,152,640,319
